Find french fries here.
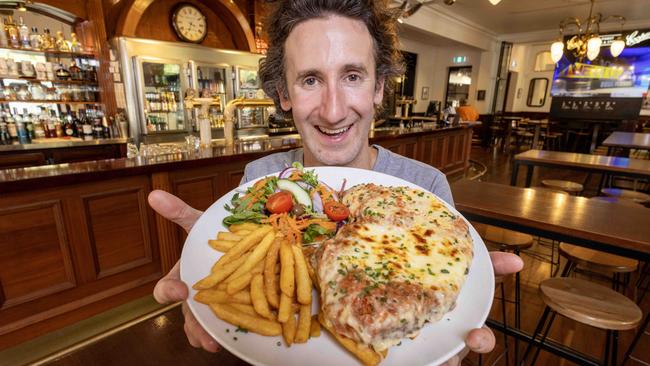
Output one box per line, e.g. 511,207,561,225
264,239,282,308
294,304,311,343
291,244,312,305
194,226,321,350
211,303,281,336
251,273,274,320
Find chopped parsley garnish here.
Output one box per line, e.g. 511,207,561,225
441,269,450,274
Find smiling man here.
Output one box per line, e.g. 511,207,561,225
149,1,523,364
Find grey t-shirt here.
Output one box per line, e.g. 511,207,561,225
240,145,454,206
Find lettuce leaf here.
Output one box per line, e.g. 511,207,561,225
302,224,334,243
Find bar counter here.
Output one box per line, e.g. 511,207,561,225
0,123,474,350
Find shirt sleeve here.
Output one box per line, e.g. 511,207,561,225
430,174,455,207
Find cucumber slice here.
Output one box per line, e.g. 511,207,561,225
277,179,312,209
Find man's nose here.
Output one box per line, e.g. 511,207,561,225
319,84,346,124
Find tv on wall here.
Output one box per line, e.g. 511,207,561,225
550,29,650,119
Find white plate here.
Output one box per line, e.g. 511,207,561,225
181,167,494,366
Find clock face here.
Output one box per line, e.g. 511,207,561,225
172,4,207,43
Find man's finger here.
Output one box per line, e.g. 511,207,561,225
182,302,220,352
153,262,188,304
489,252,523,277
148,190,203,233
466,326,496,354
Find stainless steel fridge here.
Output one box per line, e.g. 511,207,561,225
116,37,264,143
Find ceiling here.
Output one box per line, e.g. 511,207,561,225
426,0,650,35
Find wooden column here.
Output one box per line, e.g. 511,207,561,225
84,0,117,116
151,172,181,274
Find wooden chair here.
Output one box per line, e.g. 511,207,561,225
521,277,643,366
541,179,584,195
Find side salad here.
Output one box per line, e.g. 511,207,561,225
223,162,349,244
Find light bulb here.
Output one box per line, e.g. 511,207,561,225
610,39,625,57
586,36,602,60
489,0,502,5
550,41,564,63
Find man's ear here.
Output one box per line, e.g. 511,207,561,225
277,84,292,111
373,77,385,105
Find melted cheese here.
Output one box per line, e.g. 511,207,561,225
318,184,474,352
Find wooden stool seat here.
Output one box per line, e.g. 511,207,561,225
601,188,650,204
481,225,534,250
541,179,583,193
559,243,638,273
590,196,645,208
532,187,569,196
539,277,642,331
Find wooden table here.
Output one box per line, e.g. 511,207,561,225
511,149,650,188
451,179,650,365
603,132,650,155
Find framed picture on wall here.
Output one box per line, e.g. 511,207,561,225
477,90,486,101
421,86,429,100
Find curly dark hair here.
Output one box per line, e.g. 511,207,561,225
258,0,404,115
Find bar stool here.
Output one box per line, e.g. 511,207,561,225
541,179,583,195
521,277,643,366
590,196,645,208
478,224,533,364
601,188,650,204
478,274,513,366
558,243,639,293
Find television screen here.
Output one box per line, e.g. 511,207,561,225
550,29,650,119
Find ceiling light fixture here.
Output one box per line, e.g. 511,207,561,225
488,0,501,5
550,0,626,63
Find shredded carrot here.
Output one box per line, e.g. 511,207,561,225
288,171,303,181
265,213,302,244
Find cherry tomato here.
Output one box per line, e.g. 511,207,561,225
266,191,293,213
323,201,350,221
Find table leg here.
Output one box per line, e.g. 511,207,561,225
532,125,541,149
589,124,600,154
607,146,613,156
525,165,534,187
511,161,520,186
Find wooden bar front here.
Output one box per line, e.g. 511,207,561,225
0,125,473,348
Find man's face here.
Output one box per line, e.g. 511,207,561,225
280,15,384,166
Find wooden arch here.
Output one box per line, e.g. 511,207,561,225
115,0,256,52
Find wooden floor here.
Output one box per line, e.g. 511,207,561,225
41,146,649,366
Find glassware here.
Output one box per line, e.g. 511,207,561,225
15,84,31,101
59,85,71,101
71,85,82,102
45,87,58,100
18,16,29,49
55,31,70,52
5,16,19,48
30,82,45,100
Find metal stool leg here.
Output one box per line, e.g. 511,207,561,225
529,311,558,365
611,330,619,366
501,282,510,366
604,330,612,366
514,248,522,364
520,306,552,365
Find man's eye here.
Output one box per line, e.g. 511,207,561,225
347,74,361,82
304,77,317,86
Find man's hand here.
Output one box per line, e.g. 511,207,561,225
443,251,524,366
148,190,220,353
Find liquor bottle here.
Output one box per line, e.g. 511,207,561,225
18,16,30,49
38,107,51,138
6,108,17,141
50,110,63,137
41,28,54,50
0,18,8,48
63,106,75,137
69,61,82,80
69,32,81,53
23,109,34,140
32,113,45,139
55,31,70,52
92,107,104,138
30,27,41,50
80,109,92,140
15,110,30,144
5,16,19,48
0,109,10,144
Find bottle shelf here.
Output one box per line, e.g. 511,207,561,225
0,76,98,85
0,46,97,58
0,100,101,105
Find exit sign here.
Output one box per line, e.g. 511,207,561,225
453,56,467,64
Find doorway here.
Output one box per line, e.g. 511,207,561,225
445,66,472,108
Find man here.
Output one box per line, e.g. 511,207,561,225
457,99,480,122
150,1,522,364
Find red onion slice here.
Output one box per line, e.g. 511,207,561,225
312,192,324,214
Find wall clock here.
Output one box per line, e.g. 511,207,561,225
171,3,207,43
